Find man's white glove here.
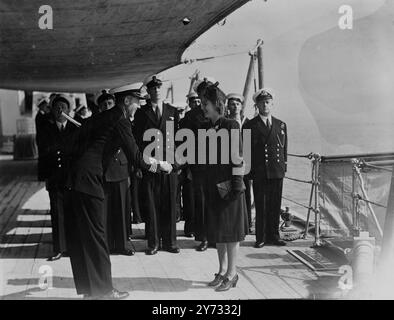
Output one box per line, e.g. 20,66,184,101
145,156,158,173
159,161,173,174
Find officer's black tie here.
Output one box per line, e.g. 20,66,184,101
155,106,161,122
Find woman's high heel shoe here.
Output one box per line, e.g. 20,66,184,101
208,273,225,287
215,274,239,292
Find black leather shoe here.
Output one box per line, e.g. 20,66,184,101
196,241,208,251
47,252,63,261
145,247,159,255
121,249,135,256
215,274,239,292
254,242,265,248
162,246,180,253
208,273,225,287
184,232,195,238
98,289,129,300
270,239,287,246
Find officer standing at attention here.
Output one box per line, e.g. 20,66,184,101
245,88,287,248
37,94,79,261
133,75,181,255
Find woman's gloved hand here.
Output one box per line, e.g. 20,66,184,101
225,175,244,201
226,189,242,201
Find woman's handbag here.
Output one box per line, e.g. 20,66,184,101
216,179,246,199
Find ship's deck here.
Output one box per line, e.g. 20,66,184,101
0,156,345,300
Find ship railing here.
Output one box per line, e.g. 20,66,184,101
283,152,322,246
283,152,392,247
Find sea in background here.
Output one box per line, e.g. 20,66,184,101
284,119,394,220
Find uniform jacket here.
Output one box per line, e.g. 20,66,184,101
133,101,181,171
103,148,129,183
67,105,150,200
36,117,79,189
102,117,133,183
244,115,287,180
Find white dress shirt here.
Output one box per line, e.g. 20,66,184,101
56,120,67,131
259,114,272,127
151,100,163,115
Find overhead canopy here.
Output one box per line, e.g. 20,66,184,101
0,0,248,93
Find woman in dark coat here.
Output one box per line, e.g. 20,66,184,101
201,83,248,292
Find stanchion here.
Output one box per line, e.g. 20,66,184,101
283,152,322,242
351,159,383,237
349,231,375,297
312,153,323,247
302,160,316,239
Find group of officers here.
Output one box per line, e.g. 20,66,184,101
35,75,288,299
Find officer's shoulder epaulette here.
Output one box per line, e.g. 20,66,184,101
273,117,286,128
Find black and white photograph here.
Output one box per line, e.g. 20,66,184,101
1,0,394,307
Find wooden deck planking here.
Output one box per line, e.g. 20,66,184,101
1,181,45,299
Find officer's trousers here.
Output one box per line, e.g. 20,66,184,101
48,189,68,253
192,173,207,242
65,190,113,297
142,172,177,249
253,178,283,242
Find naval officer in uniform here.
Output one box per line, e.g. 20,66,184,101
133,75,181,255
37,94,78,261
245,88,287,247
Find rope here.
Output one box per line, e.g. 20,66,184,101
285,176,313,184
182,50,249,64
253,54,257,92
282,196,312,210
354,194,387,209
288,152,314,159
182,40,264,65
363,162,393,173
280,231,304,241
